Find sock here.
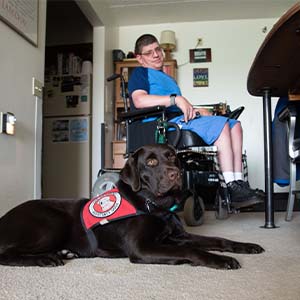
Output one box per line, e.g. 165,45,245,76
234,172,243,181
223,172,235,184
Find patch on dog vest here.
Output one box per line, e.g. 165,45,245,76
82,188,144,229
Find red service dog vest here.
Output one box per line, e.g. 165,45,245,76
82,188,144,230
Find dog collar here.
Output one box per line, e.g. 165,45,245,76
145,198,179,213
145,198,157,212
169,204,179,212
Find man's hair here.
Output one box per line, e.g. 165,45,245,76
134,34,159,54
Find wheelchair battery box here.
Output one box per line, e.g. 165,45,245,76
184,170,219,188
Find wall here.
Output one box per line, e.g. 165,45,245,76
0,2,47,215
117,18,286,192
86,25,118,183
102,26,119,171
92,26,105,181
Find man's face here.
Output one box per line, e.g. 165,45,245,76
136,42,164,70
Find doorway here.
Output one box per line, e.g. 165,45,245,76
42,0,94,199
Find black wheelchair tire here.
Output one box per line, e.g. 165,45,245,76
183,194,205,226
215,190,229,220
92,172,120,197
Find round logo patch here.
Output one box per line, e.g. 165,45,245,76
89,192,121,218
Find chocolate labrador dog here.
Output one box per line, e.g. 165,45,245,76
0,144,264,268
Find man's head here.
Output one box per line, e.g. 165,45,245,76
134,34,164,70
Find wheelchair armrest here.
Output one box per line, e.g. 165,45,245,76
119,106,166,122
223,106,245,120
278,103,298,122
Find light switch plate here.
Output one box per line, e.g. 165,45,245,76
0,112,3,133
0,112,16,135
32,77,43,98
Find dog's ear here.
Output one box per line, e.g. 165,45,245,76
119,149,141,192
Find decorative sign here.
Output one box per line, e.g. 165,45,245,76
190,48,212,63
193,68,209,87
0,0,38,46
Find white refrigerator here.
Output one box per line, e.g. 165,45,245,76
42,74,92,198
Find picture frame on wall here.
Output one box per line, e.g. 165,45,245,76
0,0,38,47
190,48,212,63
193,68,209,87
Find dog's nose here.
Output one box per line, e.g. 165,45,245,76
168,169,180,181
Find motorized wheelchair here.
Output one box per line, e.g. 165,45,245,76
92,74,247,226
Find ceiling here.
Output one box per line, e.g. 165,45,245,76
87,0,299,26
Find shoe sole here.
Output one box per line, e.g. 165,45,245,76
255,192,266,198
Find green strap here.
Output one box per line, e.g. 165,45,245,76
155,118,168,144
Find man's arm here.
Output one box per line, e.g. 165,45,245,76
132,90,196,123
131,89,171,108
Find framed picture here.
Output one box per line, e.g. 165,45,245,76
0,0,38,46
193,68,209,87
190,48,212,63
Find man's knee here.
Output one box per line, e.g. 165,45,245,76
231,121,243,136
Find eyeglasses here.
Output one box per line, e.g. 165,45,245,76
140,47,163,57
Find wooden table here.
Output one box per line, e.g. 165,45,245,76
247,3,300,228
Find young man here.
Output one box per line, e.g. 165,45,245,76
128,34,264,207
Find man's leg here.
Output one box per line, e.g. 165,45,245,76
230,122,243,172
214,122,240,183
214,122,235,174
230,122,265,198
214,122,263,207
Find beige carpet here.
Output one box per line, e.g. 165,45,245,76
0,211,299,300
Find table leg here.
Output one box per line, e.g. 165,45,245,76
262,88,276,228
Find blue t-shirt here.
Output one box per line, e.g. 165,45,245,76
128,67,181,113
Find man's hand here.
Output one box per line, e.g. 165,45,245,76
175,96,196,122
175,97,213,122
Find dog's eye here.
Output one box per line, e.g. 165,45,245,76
146,158,158,167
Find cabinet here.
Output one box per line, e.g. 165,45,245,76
112,59,177,168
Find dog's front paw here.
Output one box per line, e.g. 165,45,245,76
216,255,241,270
244,243,265,254
36,254,65,267
232,242,265,254
57,249,79,259
194,254,241,270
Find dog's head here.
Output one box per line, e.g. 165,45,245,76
119,144,182,196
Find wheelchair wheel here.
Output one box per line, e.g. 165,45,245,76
92,172,120,197
215,189,229,220
183,194,205,226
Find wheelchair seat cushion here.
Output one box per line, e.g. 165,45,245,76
167,130,207,149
